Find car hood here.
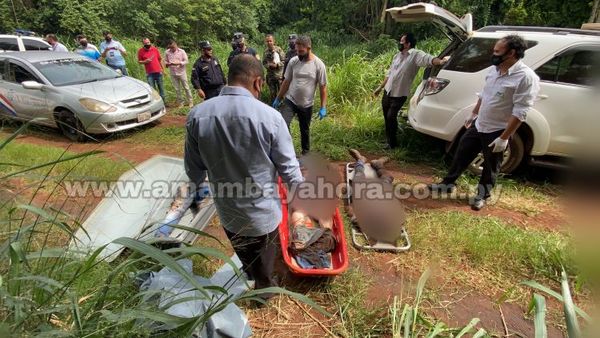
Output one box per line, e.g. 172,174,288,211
60,76,152,104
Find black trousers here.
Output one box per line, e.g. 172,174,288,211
281,99,313,153
224,227,279,291
204,85,224,100
381,91,407,148
443,125,505,199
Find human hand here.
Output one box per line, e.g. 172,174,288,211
464,113,478,128
488,137,509,153
197,89,206,99
318,107,327,120
272,97,281,108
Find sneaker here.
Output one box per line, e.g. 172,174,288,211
348,149,367,163
427,182,455,194
370,156,390,170
470,197,486,211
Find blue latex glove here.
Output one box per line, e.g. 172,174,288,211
272,98,281,108
318,107,327,120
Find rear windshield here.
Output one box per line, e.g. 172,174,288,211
444,37,538,73
33,58,119,86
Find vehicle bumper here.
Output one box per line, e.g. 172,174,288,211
78,100,166,134
407,92,466,143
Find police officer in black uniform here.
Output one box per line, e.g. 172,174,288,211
191,41,226,100
227,32,259,66
282,34,298,80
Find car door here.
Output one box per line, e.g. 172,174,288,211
22,38,51,51
533,46,599,156
1,59,49,121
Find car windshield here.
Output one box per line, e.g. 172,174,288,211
33,58,119,86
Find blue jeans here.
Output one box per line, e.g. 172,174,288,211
147,72,165,101
107,64,128,76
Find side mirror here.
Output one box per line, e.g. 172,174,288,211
22,81,44,90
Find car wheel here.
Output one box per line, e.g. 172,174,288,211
55,110,87,142
467,133,525,175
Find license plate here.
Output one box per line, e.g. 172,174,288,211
137,112,151,123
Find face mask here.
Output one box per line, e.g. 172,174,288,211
491,52,507,66
80,42,88,47
105,37,112,42
289,42,296,50
398,43,405,51
144,45,151,50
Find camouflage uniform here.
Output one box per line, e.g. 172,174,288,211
262,46,285,101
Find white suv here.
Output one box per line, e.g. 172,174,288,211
0,34,51,52
388,3,600,173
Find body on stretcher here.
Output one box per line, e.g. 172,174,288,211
345,162,411,252
277,179,349,277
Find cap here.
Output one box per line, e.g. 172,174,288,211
288,34,298,40
199,41,212,49
233,32,244,39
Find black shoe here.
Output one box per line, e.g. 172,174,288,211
427,182,455,194
301,149,309,155
470,197,486,211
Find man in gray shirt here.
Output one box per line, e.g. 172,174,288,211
272,35,328,155
429,35,540,211
374,33,447,149
184,55,303,296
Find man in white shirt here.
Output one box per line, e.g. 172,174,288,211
374,33,447,149
429,35,540,210
45,34,68,52
165,39,193,108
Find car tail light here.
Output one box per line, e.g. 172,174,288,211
422,77,450,96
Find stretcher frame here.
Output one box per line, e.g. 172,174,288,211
345,162,411,252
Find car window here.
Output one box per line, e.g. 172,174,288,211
23,38,50,51
536,48,600,86
445,37,538,73
0,60,6,80
6,61,40,84
33,58,119,86
0,37,20,52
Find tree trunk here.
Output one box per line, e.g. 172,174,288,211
591,0,600,23
380,0,388,24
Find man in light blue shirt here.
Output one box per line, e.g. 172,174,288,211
99,31,128,75
185,54,303,295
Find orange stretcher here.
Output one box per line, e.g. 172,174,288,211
277,179,349,276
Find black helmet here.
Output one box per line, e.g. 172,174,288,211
198,41,212,49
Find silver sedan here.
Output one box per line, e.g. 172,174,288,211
0,51,166,141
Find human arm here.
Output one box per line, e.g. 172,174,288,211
373,77,388,96
184,118,208,188
271,118,303,184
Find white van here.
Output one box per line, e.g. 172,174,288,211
0,34,51,52
388,3,600,173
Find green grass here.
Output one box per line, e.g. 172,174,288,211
409,210,574,280
0,140,132,182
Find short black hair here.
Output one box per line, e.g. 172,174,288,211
227,54,264,85
402,33,417,48
501,34,527,59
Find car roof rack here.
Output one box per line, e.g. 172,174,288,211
478,25,600,37
14,29,37,37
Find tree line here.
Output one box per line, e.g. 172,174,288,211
0,0,596,48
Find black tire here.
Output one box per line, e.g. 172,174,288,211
467,132,525,175
55,109,87,142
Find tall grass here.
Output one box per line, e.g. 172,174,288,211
0,125,323,336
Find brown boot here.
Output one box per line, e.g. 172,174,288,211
349,149,367,163
370,156,389,170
